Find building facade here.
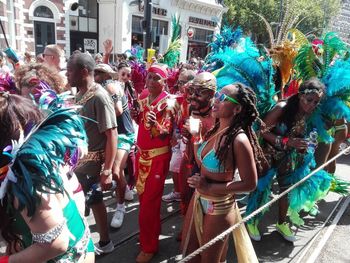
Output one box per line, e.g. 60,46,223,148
99,0,227,61
0,0,227,61
331,0,350,44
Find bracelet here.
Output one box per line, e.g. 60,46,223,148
282,137,289,150
274,136,282,149
32,219,66,244
111,94,121,102
100,169,112,176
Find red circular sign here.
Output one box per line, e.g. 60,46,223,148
187,28,194,38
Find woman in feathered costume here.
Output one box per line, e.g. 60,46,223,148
0,92,94,263
207,26,331,243
246,78,332,242
294,32,350,194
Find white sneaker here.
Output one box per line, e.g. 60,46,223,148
124,185,134,201
162,191,181,202
94,240,114,255
110,207,125,228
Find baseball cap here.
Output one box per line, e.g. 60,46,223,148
94,63,118,78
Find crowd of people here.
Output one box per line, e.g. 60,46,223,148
0,24,349,263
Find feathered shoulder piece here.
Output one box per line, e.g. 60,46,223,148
1,108,87,217
308,58,350,142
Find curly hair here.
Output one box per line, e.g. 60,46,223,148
205,83,267,175
14,63,64,94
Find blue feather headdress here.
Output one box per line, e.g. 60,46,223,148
207,35,276,118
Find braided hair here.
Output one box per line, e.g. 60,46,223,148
205,83,267,175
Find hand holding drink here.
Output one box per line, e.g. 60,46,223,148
189,116,200,135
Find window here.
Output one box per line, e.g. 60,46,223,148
34,6,53,19
192,28,213,43
132,16,143,34
70,0,98,32
152,19,168,35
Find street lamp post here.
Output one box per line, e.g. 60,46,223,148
143,0,152,52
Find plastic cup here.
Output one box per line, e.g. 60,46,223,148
166,97,176,109
189,117,200,134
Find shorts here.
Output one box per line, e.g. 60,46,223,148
117,133,135,153
74,161,103,205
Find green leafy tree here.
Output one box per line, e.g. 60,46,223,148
223,0,341,46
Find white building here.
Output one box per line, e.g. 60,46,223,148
98,0,228,61
1,0,227,61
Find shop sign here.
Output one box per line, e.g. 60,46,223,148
153,7,167,16
187,27,195,38
84,38,97,53
189,16,217,27
138,2,167,16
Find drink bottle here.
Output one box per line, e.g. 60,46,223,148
307,128,318,153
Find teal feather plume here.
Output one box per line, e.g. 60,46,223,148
171,15,181,43
161,15,181,68
307,59,350,143
9,108,87,217
322,32,347,73
207,26,243,61
211,42,276,117
285,152,332,225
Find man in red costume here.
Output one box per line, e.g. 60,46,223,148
131,64,174,263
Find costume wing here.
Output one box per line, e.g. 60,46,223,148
5,108,87,217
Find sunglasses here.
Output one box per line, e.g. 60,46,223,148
188,87,211,96
121,72,131,78
215,92,240,105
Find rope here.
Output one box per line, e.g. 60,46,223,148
179,146,350,262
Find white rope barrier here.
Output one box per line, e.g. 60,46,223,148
179,146,350,262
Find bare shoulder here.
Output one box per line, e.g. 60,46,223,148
233,132,251,149
270,101,286,113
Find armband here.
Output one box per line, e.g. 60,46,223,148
32,219,67,244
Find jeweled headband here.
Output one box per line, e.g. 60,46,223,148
300,88,324,97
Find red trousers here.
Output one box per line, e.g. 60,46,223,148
136,152,171,253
